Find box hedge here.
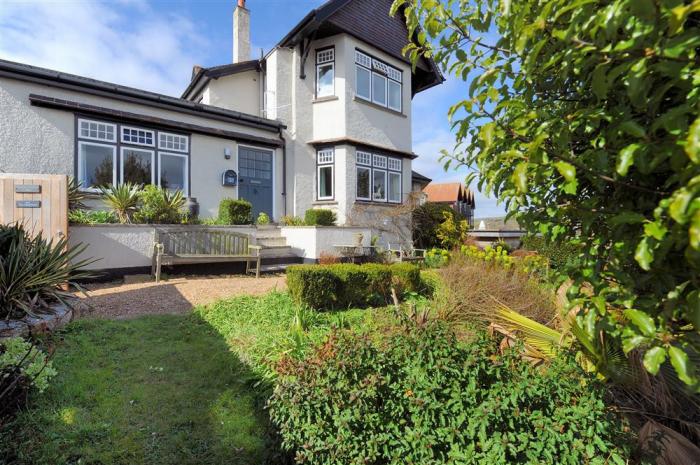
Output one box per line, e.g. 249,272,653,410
218,198,252,225
286,262,422,310
304,209,336,226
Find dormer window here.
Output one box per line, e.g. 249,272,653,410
316,47,335,98
355,49,402,112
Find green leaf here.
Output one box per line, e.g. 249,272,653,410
643,347,667,375
634,238,654,271
554,161,576,182
610,211,646,226
512,162,528,193
669,189,693,223
617,144,639,176
619,120,646,139
591,63,608,100
687,117,700,164
625,309,656,336
668,346,697,386
644,221,668,241
691,210,700,250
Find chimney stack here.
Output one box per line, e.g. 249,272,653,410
233,0,250,63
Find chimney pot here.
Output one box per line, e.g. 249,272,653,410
238,0,245,8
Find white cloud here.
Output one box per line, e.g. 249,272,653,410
0,0,210,96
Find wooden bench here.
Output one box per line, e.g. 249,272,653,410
152,228,262,282
387,243,426,263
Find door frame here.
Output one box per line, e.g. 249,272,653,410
237,144,276,221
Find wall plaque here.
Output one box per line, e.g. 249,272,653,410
16,200,41,208
15,184,41,194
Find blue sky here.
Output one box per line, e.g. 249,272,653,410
0,0,506,217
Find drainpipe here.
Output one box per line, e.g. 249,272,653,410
279,128,287,217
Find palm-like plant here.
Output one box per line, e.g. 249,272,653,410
100,183,141,223
67,177,89,211
0,224,95,319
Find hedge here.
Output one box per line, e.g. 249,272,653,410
287,263,422,310
218,198,252,225
304,209,336,226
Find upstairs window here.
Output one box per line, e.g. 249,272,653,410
317,148,334,200
355,50,402,112
316,47,335,98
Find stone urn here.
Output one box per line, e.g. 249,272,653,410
185,197,200,220
354,232,364,247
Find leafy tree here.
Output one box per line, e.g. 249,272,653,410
394,0,700,389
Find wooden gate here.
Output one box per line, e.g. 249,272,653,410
0,174,68,242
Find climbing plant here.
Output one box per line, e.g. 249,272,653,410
393,0,700,389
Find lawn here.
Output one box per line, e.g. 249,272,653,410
2,292,388,465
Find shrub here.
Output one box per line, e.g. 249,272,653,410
436,210,469,249
286,263,422,310
280,215,305,226
68,209,117,225
286,265,340,310
0,338,56,425
0,224,94,319
256,212,271,225
521,235,579,271
318,251,341,265
218,198,252,225
269,324,631,465
100,183,140,223
134,185,185,224
304,209,336,226
67,177,88,211
424,248,450,268
412,203,463,249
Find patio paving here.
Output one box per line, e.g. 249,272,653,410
74,274,287,319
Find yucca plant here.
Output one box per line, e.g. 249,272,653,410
99,183,141,223
134,185,185,224
67,177,89,211
0,224,95,319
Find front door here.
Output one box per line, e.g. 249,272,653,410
238,146,273,220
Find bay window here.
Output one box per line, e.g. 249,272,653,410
317,148,334,200
355,50,402,112
316,47,335,98
78,141,116,190
159,152,188,193
121,147,154,185
355,150,402,204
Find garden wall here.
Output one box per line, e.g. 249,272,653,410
281,226,373,260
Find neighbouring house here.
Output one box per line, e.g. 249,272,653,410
470,216,525,249
0,0,445,273
422,182,475,226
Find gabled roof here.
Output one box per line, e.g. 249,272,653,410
411,170,432,184
182,59,261,100
277,0,443,95
423,182,475,207
0,58,283,132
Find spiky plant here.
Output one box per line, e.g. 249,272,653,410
67,177,89,211
0,224,95,319
99,183,141,224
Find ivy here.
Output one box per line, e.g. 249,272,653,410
394,0,700,390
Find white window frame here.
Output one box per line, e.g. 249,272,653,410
373,154,387,169
388,171,402,203
388,157,402,172
371,72,388,107
316,62,335,98
357,151,372,166
388,80,402,112
316,47,335,99
355,65,371,102
121,125,155,147
78,118,116,143
120,147,155,185
158,132,188,153
158,151,189,196
77,141,117,192
317,164,334,200
373,169,387,202
356,166,372,201
317,148,334,164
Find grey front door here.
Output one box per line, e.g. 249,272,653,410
238,146,273,220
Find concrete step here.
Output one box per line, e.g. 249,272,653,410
259,263,294,273
259,245,297,258
256,236,287,247
255,226,283,237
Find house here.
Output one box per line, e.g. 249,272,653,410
0,0,443,227
423,182,475,226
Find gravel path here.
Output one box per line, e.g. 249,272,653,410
74,274,287,320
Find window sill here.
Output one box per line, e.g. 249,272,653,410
354,200,403,207
353,97,406,118
312,96,340,104
312,200,338,206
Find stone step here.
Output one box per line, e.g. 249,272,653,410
257,236,288,247
259,245,297,258
259,263,295,273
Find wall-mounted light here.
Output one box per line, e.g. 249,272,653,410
224,148,232,160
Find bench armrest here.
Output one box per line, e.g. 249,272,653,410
248,245,262,256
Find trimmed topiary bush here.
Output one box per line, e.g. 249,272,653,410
520,235,579,271
286,263,421,310
218,198,252,225
304,209,336,226
269,324,632,465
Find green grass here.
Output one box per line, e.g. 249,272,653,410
3,292,390,465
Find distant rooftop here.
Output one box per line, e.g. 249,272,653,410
474,217,522,231
423,182,475,206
